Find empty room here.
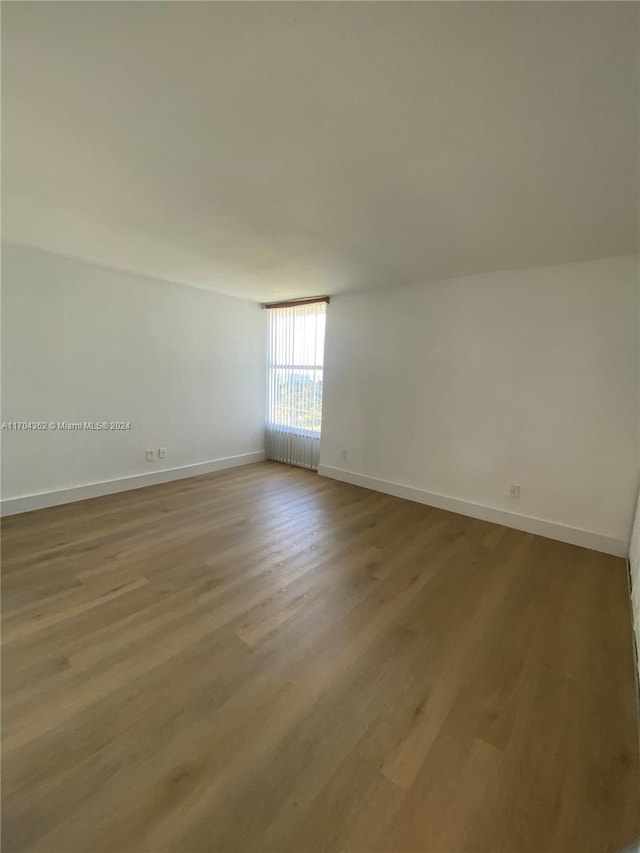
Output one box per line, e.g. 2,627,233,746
1,2,639,851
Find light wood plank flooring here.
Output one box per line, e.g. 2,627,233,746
2,461,639,852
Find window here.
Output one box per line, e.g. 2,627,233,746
266,300,327,469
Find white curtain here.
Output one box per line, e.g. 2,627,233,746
266,301,326,470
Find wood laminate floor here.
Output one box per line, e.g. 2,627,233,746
2,461,639,853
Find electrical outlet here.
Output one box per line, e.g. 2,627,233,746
509,484,520,498
159,447,167,460
145,449,155,462
340,448,348,460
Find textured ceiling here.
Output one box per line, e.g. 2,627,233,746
3,1,638,301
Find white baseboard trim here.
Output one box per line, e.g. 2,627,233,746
318,465,627,557
0,451,266,516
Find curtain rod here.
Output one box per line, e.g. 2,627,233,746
263,296,330,309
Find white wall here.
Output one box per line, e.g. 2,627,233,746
1,244,266,509
320,256,639,555
630,493,640,657
629,262,640,685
